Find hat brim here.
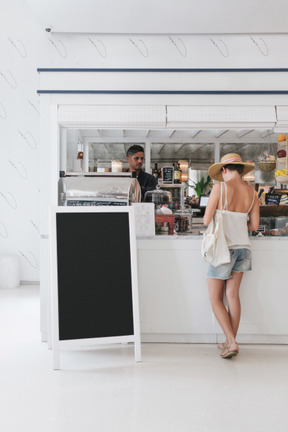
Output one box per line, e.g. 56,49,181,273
208,161,255,182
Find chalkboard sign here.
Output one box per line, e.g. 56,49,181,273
265,193,281,205
162,166,174,183
50,206,141,369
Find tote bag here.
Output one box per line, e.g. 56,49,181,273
201,183,231,267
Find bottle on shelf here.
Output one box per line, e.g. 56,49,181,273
173,162,182,184
152,163,161,179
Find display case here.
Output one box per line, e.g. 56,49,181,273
251,216,288,237
58,173,141,206
157,184,185,212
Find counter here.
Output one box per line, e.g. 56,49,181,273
137,235,288,344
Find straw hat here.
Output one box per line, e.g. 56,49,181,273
208,153,255,182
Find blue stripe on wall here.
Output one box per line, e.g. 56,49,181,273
37,68,288,73
37,90,288,94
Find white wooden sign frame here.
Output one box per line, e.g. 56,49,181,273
49,206,141,370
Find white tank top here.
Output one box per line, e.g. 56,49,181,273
215,182,255,250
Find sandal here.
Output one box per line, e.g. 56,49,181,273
221,344,239,359
217,342,227,350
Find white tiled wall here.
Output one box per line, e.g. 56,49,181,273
1,0,288,281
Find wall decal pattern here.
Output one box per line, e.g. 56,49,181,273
1,0,288,281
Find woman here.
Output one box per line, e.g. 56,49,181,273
203,154,260,359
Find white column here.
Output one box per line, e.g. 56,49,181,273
145,139,151,173
60,128,67,174
50,105,60,206
214,141,220,163
83,139,89,172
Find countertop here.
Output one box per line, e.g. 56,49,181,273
137,233,288,240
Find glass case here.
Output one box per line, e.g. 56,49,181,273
250,216,288,237
157,184,185,212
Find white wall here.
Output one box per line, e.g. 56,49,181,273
26,0,288,35
1,0,288,281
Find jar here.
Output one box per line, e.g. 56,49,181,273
160,222,169,234
144,185,172,213
174,210,192,232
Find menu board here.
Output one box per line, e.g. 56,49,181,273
55,211,134,341
50,206,141,368
162,166,174,183
265,193,281,205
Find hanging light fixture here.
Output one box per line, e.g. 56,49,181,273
77,139,84,159
178,160,189,182
111,160,123,172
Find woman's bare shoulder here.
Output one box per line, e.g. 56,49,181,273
211,182,221,194
246,183,257,198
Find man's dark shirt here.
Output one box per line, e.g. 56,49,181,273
137,170,158,201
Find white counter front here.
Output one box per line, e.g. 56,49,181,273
137,236,288,344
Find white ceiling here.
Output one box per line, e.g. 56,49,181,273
74,127,279,164
78,127,278,143
27,0,288,34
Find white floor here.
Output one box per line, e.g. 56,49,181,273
0,285,288,432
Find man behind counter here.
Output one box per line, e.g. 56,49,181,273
126,145,158,201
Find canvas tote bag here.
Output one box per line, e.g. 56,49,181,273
201,182,231,267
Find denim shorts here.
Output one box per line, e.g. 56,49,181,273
207,248,252,280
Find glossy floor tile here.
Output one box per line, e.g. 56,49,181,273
0,285,288,432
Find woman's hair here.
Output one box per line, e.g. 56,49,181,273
221,164,244,175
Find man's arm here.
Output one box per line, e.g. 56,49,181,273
138,171,158,201
144,174,158,191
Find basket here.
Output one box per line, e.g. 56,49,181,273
277,157,288,165
258,161,276,172
275,175,288,185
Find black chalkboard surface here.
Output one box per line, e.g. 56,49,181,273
56,212,133,340
50,207,141,368
162,166,174,183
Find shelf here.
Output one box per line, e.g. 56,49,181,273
158,183,185,188
65,171,131,177
260,205,288,217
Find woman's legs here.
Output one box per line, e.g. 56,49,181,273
225,271,243,339
207,278,236,347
